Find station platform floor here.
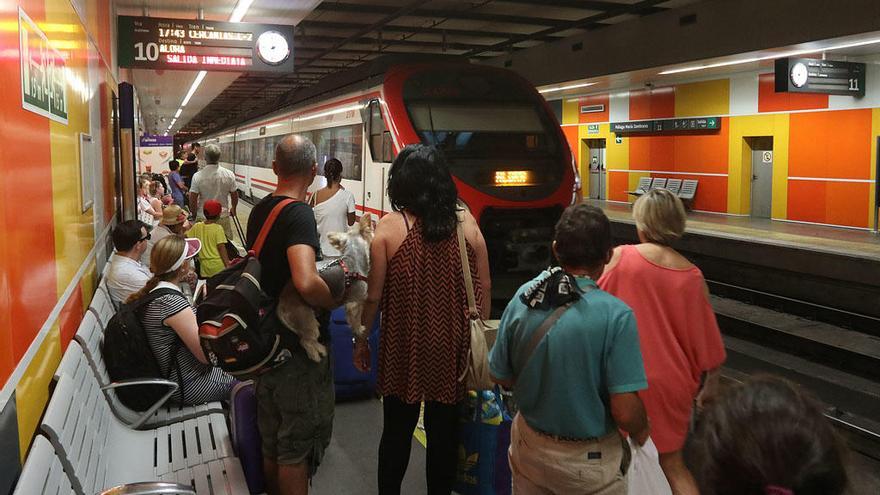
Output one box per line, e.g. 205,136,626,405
587,199,880,262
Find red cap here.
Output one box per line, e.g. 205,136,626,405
203,199,222,217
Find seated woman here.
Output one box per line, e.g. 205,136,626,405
126,235,234,405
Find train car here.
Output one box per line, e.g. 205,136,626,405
203,57,580,298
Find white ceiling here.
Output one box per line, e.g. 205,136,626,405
114,0,321,136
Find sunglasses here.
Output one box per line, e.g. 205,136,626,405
139,233,151,242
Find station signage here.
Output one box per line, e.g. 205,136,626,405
611,117,720,134
118,16,294,73
775,58,865,97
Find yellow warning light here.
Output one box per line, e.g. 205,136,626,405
494,171,532,187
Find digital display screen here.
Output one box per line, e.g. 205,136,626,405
118,16,295,73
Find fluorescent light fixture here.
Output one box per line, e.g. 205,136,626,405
659,36,880,75
229,0,255,22
180,70,207,107
293,104,363,122
538,82,597,94
174,108,182,118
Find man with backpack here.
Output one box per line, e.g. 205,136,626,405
246,134,337,495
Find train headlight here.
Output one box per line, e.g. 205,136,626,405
494,170,532,187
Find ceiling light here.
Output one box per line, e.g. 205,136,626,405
658,36,880,75
229,0,255,22
538,82,597,94
293,104,363,122
174,108,182,118
180,70,207,107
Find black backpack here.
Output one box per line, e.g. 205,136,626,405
102,288,185,411
197,199,295,378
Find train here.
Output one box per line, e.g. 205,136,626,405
201,57,580,299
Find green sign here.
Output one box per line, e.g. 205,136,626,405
587,124,600,135
19,7,68,124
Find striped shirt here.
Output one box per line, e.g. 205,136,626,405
142,282,234,405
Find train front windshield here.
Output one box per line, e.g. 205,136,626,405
402,68,565,200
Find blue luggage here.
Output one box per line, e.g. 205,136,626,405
454,388,513,495
230,381,264,494
329,306,380,400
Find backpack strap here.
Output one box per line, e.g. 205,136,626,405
124,287,180,312
251,198,297,257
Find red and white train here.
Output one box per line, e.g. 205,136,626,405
202,57,580,297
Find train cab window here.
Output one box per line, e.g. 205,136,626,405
366,99,392,163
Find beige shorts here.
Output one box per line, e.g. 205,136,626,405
509,414,629,495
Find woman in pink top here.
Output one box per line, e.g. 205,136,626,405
598,188,725,495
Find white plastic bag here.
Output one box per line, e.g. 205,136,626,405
626,437,673,495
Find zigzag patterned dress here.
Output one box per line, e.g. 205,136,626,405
379,217,485,404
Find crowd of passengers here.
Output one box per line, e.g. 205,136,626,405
104,136,850,495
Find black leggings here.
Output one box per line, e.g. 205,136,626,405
378,395,461,495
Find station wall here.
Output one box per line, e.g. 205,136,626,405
560,70,879,229
0,0,117,490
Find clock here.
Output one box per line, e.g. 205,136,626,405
256,31,290,65
790,62,808,88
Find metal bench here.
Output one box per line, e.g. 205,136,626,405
72,313,224,429
627,176,653,197
664,178,683,195
43,365,246,494
14,436,196,495
88,285,116,327
679,179,698,208
649,178,667,190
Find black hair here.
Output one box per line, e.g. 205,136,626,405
323,158,343,184
169,160,179,171
187,153,196,161
192,142,200,148
112,219,150,252
387,144,458,242
553,204,612,269
693,375,848,495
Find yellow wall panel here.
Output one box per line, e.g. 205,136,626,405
15,324,62,462
561,99,580,125
80,262,97,311
675,79,730,118
726,114,790,216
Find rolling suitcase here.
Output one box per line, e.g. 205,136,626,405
230,381,265,494
329,306,380,400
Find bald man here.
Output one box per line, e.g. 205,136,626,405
245,135,337,495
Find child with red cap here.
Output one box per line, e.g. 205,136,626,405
186,199,230,278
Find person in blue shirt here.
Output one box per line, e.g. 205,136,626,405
489,204,650,495
167,159,187,206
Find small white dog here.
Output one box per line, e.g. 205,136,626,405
276,214,373,362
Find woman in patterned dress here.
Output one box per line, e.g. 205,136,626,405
356,145,492,495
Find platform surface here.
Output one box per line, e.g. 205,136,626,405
589,199,880,262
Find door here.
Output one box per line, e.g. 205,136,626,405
749,137,773,218
586,139,606,200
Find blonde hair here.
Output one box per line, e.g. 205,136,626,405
632,188,687,245
126,235,187,303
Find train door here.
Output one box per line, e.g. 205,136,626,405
364,99,393,217
748,137,773,219
586,139,606,200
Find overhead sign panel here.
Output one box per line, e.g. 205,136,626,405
118,16,294,73
611,117,720,134
775,57,865,97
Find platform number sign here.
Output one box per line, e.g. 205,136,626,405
18,7,68,124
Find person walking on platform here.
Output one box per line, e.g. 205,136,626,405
187,200,231,278
126,235,235,405
246,134,337,495
354,145,492,495
311,157,356,257
490,204,650,495
167,159,187,206
190,143,238,241
180,146,200,193
692,375,848,495
598,188,726,495
106,220,153,306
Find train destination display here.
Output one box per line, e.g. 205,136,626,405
118,16,294,73
611,117,720,134
775,57,866,97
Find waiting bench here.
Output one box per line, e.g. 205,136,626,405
627,177,698,207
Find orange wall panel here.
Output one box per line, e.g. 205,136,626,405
789,109,871,179
826,182,869,228
629,136,675,171
650,173,728,213
673,119,729,174
608,172,631,202
562,125,580,170
630,87,675,120
788,181,827,224
578,94,610,123
758,73,828,113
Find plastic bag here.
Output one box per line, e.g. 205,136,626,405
626,437,672,495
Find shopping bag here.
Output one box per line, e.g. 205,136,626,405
626,437,672,495
454,388,512,495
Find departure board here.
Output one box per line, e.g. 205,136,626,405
775,58,866,97
118,16,294,73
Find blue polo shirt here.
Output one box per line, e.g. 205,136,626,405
489,273,647,439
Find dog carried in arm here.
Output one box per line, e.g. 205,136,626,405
276,214,373,362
